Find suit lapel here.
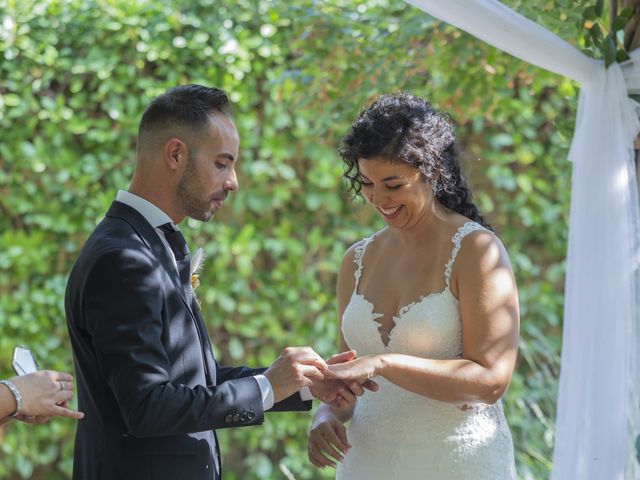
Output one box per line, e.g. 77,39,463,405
191,300,217,386
106,201,217,385
106,201,195,317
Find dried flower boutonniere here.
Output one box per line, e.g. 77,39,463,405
190,247,205,308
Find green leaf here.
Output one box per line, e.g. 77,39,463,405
0,1,580,478
589,24,604,48
595,0,604,17
616,49,630,63
603,35,617,67
619,6,635,21
612,16,627,33
583,6,598,21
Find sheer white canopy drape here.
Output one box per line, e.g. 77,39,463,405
403,1,640,478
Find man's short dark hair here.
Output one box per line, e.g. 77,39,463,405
137,84,231,144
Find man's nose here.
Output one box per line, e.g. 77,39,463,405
225,168,239,192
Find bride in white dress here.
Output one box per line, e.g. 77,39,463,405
307,93,519,479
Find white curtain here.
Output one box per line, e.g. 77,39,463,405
403,1,640,478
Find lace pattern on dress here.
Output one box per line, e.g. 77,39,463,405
352,235,375,291
337,221,515,479
445,222,487,289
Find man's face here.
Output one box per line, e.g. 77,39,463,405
176,112,240,221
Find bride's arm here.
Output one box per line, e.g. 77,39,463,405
308,245,361,468
328,232,520,405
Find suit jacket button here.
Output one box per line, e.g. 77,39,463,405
225,414,233,423
247,411,255,420
233,413,240,422
240,413,248,421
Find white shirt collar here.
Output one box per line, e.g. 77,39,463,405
116,190,177,230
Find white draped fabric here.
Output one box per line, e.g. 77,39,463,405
403,1,640,478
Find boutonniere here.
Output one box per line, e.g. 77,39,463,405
190,248,205,308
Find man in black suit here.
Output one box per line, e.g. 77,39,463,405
65,85,368,479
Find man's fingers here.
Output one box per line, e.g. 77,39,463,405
322,367,341,380
347,381,364,396
298,364,324,382
327,350,356,365
295,347,329,371
338,388,357,405
282,347,328,372
299,357,328,372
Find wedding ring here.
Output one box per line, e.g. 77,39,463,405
58,380,64,391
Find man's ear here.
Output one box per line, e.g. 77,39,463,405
164,138,187,171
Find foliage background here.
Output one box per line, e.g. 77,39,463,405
0,0,589,478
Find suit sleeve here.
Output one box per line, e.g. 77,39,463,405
83,248,264,437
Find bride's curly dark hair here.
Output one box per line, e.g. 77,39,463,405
340,93,492,231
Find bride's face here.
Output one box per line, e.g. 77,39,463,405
357,156,434,229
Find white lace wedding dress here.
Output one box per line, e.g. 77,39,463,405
337,222,516,479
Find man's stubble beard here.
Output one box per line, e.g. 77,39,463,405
176,153,215,222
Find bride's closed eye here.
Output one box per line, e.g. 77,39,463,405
361,182,404,190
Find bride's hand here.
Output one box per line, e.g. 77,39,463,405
308,411,350,469
309,351,379,408
325,354,384,382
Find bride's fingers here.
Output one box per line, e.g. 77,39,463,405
316,434,344,462
308,443,325,468
326,350,357,365
326,425,350,452
308,441,336,468
362,379,379,391
326,363,361,380
334,423,351,451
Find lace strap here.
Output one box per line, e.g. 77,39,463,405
353,235,375,291
444,222,486,289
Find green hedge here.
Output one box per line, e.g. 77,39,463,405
0,0,580,478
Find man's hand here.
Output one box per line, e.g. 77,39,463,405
264,347,328,403
309,351,379,408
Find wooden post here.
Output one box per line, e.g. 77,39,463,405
623,0,640,51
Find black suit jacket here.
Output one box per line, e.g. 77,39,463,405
65,201,310,480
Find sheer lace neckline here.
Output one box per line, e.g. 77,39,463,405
350,221,485,348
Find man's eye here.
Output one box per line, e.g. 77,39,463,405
215,162,227,169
